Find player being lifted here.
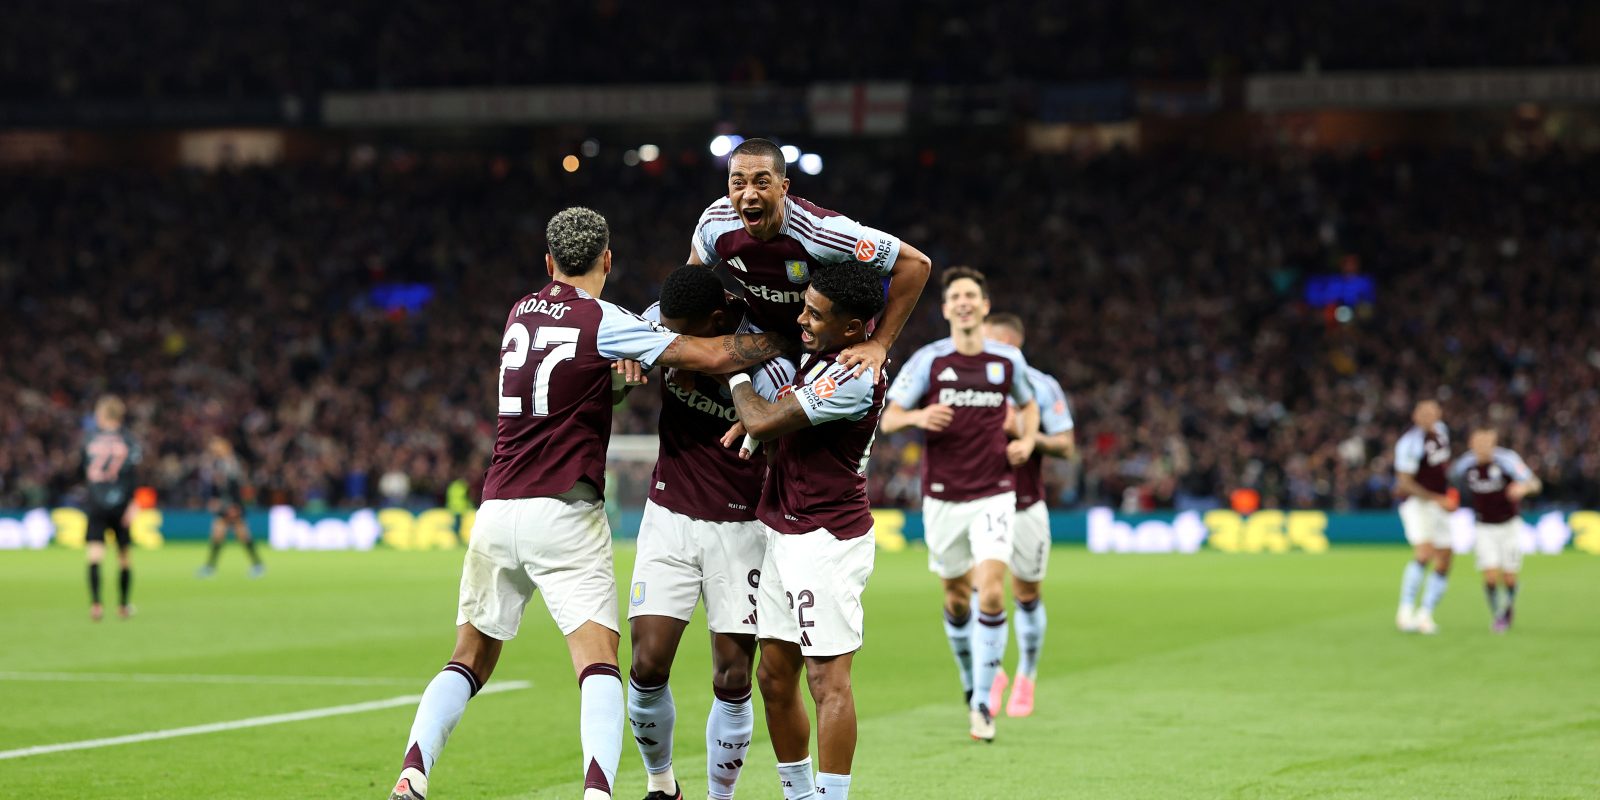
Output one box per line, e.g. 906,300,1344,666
626,266,795,800
690,137,930,378
982,313,1075,718
1393,400,1457,635
719,265,889,800
1449,429,1541,633
195,437,264,578
82,395,141,621
386,208,791,800
881,267,1039,742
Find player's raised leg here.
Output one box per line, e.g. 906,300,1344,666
569,622,625,800
391,623,502,800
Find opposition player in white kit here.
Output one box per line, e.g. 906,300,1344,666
1449,429,1541,633
689,137,930,379
982,312,1075,718
625,266,794,800
1393,400,1458,635
881,267,1040,742
386,208,790,800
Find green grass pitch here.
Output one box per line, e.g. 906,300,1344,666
2,544,1598,799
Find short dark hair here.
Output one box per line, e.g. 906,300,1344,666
546,207,609,276
729,137,786,179
811,266,885,323
986,312,1025,340
941,265,988,299
659,265,727,321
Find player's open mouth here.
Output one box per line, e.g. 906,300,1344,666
742,207,764,223
799,329,815,344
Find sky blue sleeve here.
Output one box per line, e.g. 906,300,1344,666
1035,372,1074,434
1007,350,1035,406
1447,453,1474,483
596,301,680,370
1497,450,1533,482
751,357,797,403
798,364,876,424
1394,432,1423,474
886,347,931,408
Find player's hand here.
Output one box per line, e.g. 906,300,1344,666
920,404,954,432
838,339,887,380
721,421,747,450
1440,489,1461,512
612,359,647,386
1006,437,1036,466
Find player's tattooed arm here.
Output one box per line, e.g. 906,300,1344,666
728,381,812,443
657,332,792,373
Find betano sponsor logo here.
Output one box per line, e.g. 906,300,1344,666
747,284,805,304
938,387,1005,407
666,381,740,421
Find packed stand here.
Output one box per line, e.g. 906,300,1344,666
2,1,1596,101
2,145,1598,512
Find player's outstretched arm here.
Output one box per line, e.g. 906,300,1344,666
657,332,793,374
880,401,953,434
1036,431,1076,459
838,242,932,377
726,375,813,443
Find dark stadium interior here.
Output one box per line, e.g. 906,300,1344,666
3,1,1597,99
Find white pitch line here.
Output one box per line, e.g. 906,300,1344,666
0,671,420,688
0,680,531,761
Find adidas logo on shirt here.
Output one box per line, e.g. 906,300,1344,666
937,367,958,381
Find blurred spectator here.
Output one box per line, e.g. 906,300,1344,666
2,144,1598,512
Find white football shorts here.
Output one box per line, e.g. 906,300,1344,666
1474,520,1523,573
1012,500,1051,582
628,499,769,635
457,485,617,639
756,525,875,657
1399,496,1452,549
923,492,1016,579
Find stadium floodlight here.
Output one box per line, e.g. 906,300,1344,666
781,145,801,164
623,149,640,166
709,135,734,157
562,155,580,173
581,139,600,158
639,144,661,163
798,153,823,175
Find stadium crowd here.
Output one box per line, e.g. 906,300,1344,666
3,145,1598,512
2,1,1594,100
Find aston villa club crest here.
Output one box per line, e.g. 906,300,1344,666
550,285,562,296
784,259,811,283
986,362,1006,384
630,581,646,607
